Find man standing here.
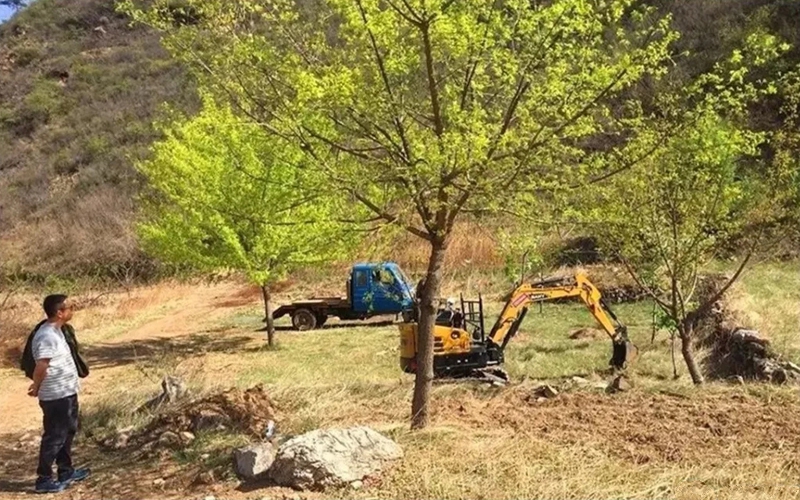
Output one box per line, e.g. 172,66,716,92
28,294,90,493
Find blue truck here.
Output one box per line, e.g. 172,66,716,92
272,262,417,330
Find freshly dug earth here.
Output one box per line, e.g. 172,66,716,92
438,388,800,465
127,385,276,451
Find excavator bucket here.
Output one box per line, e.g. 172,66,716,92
610,338,638,369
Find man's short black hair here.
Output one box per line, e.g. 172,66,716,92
43,294,68,318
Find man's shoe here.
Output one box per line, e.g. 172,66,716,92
58,468,90,486
34,478,65,494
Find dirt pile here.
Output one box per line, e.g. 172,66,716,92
120,384,276,453
695,274,800,384
439,389,800,465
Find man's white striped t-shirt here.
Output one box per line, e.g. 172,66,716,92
32,323,79,401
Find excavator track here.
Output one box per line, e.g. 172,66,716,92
433,367,510,386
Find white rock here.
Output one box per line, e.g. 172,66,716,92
233,443,276,479
270,426,403,490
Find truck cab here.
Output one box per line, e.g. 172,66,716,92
273,261,416,330
348,262,415,315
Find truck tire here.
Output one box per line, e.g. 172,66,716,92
292,308,317,331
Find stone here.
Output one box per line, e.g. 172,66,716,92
270,426,403,490
204,496,216,500
196,470,215,485
233,443,276,479
532,384,559,399
158,431,182,448
180,431,196,444
351,480,363,490
153,478,165,486
608,375,632,393
571,376,590,386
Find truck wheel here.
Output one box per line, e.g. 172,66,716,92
292,309,317,331
316,314,328,327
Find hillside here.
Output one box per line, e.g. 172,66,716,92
0,0,798,282
0,0,197,281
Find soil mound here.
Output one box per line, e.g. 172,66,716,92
125,384,276,452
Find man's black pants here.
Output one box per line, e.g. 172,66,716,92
37,394,78,481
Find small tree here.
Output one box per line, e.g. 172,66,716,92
125,0,678,428
138,99,349,346
595,35,794,383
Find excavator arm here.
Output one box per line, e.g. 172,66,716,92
488,271,637,369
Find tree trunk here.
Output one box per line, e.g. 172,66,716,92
410,238,448,430
261,285,275,348
679,323,704,384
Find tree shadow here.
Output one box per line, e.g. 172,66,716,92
84,332,254,370
269,319,396,332
0,434,39,494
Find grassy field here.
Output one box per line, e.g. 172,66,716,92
1,262,799,499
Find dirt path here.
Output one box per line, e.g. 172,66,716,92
0,281,256,437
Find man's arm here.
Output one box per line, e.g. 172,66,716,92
28,359,50,397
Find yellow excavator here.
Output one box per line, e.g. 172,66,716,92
399,271,638,381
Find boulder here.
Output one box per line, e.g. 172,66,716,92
270,427,402,490
233,442,276,479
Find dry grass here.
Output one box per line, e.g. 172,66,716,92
2,262,799,500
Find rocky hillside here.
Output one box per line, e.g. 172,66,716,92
0,0,797,282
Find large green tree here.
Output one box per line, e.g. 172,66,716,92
124,0,677,428
138,98,348,346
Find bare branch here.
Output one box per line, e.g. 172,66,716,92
619,257,672,312
350,190,431,240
